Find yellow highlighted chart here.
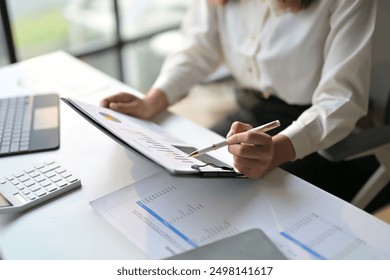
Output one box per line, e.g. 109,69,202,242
99,112,121,123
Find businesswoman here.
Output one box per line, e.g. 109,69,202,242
101,0,377,199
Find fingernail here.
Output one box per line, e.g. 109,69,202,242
226,129,233,138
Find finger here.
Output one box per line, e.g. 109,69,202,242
226,129,234,138
228,143,272,159
280,0,301,11
227,130,272,146
108,101,141,115
234,165,254,178
100,93,137,107
234,155,261,168
229,121,253,135
232,157,265,179
208,0,228,5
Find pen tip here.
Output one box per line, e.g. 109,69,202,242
188,151,198,158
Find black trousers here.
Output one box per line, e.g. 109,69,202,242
211,89,377,202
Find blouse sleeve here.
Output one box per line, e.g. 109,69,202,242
152,0,223,104
281,0,377,159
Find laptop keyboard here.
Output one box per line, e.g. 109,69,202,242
0,96,33,155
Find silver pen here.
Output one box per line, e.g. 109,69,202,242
188,120,281,158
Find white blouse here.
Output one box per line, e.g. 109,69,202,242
153,0,377,159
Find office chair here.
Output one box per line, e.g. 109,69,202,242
320,0,390,210
319,92,390,209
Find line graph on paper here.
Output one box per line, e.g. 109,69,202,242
120,128,195,165
279,212,388,259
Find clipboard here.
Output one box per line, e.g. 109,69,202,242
62,98,240,177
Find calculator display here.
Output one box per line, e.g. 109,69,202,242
0,193,12,207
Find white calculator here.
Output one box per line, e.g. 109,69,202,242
0,161,81,213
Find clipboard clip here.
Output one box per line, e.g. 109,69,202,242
191,163,235,171
191,163,242,177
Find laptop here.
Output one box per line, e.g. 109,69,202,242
0,93,60,157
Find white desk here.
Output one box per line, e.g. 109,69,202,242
0,51,389,260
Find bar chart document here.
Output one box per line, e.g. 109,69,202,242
62,98,238,177
90,170,390,260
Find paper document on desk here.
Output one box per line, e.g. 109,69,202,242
62,98,238,177
90,171,390,260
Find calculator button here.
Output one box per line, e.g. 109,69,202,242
50,175,62,183
61,172,72,178
16,184,25,190
24,167,35,174
18,174,29,182
13,171,24,178
67,176,78,183
28,170,40,178
24,179,35,187
40,164,60,174
30,184,41,192
34,189,47,197
11,180,20,186
55,167,66,174
45,171,56,178
22,189,31,195
40,180,51,187
40,166,51,173
35,163,45,169
34,175,45,183
56,180,68,188
14,193,27,204
6,175,15,181
27,193,37,200
0,178,6,184
45,184,57,192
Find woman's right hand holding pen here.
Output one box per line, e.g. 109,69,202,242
227,121,296,179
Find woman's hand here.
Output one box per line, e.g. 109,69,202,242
208,0,228,6
226,121,296,179
227,122,274,179
100,88,168,120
